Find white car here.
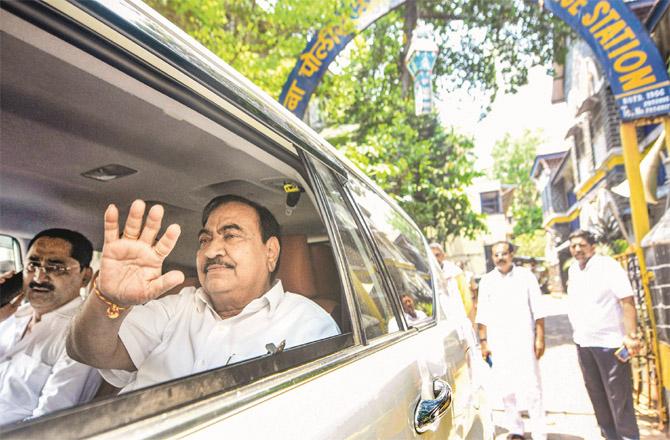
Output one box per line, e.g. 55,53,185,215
0,1,493,438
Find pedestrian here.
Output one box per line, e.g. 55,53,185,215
429,243,474,320
566,229,640,440
476,241,547,440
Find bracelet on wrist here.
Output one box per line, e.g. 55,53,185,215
92,279,128,319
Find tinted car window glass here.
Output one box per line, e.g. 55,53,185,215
347,178,433,328
311,161,397,339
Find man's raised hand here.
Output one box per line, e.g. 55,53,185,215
98,200,185,307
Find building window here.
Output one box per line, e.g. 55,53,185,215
480,191,501,214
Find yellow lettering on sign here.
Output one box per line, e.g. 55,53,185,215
594,20,626,46
560,0,576,7
608,38,640,58
582,1,610,27
589,8,620,33
298,51,322,77
620,66,656,91
603,27,636,51
567,0,588,15
282,80,305,111
614,50,647,73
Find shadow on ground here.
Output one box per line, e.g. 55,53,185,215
544,314,574,348
494,424,585,440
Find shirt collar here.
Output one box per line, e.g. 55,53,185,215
577,254,599,272
241,279,283,318
14,295,83,320
495,264,515,278
195,280,285,319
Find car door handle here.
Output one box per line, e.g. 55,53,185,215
414,378,452,433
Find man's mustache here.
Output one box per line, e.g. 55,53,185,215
29,281,55,291
204,257,235,272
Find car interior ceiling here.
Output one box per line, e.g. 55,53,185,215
0,14,347,328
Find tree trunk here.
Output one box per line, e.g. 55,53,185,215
401,0,417,99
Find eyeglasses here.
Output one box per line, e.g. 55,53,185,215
24,261,79,276
493,252,510,257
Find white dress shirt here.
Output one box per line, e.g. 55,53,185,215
102,280,340,393
567,254,634,348
0,298,102,424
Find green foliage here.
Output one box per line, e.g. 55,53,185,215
514,229,546,257
418,0,570,102
143,0,567,240
321,12,485,241
491,130,544,235
146,0,341,98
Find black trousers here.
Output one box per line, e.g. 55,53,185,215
576,345,639,440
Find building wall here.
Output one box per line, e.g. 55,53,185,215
445,178,512,277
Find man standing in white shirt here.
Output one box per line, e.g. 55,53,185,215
67,195,339,392
0,229,101,424
475,241,547,440
567,229,640,440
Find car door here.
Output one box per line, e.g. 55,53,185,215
180,156,481,440
338,166,483,436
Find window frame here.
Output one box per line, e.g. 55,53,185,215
340,174,437,332
304,155,408,341
479,190,502,215
0,4,350,435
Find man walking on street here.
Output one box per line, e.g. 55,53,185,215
476,241,547,440
567,229,640,440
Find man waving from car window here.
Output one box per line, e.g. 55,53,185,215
67,195,339,393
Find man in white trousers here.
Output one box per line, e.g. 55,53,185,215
476,241,547,440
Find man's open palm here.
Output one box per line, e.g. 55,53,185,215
98,200,184,307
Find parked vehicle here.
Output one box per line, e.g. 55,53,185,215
0,1,493,437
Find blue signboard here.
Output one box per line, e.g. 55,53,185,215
540,0,669,120
279,0,406,119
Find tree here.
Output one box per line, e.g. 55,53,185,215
146,0,341,97
514,229,546,257
144,0,567,239
491,130,544,235
318,11,485,241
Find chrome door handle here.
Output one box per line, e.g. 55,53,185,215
414,379,452,433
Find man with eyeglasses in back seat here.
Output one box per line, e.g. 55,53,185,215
0,229,101,424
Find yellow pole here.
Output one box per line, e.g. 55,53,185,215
620,121,666,425
620,122,650,242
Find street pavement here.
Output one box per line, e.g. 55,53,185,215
490,294,668,440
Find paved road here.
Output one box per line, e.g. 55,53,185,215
490,295,667,439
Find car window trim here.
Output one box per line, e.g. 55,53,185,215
338,177,409,333
1,333,353,438
301,151,364,346
1,324,431,439
343,176,439,328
